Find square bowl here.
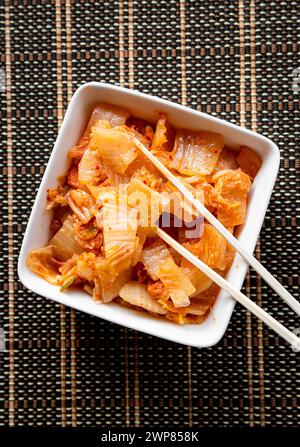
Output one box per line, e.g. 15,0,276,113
18,82,280,348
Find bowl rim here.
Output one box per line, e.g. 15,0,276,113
18,81,281,348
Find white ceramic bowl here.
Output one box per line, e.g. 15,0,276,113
18,82,280,347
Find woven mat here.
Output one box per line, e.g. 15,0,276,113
0,0,299,427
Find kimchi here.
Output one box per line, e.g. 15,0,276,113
27,103,261,324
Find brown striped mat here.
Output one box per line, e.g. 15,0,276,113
0,0,299,427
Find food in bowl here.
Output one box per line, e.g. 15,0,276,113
27,102,261,324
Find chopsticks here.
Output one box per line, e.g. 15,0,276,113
132,136,300,349
133,137,300,316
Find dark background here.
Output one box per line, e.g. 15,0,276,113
0,0,299,427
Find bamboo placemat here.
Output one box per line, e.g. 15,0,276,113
0,0,299,427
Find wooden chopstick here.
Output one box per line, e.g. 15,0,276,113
157,227,300,349
132,136,300,316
